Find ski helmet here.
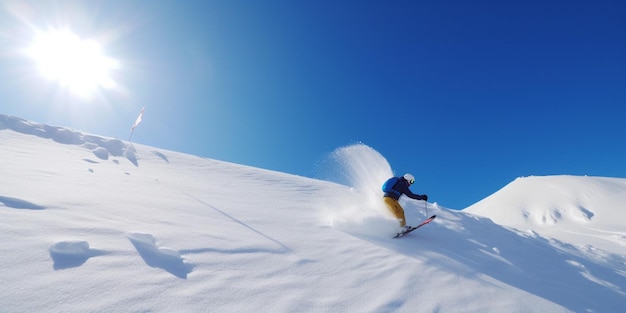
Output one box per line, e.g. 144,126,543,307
403,173,415,185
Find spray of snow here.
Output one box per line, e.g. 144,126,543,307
317,143,399,236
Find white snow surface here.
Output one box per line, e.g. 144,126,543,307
1,114,625,312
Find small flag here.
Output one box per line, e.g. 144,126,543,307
131,107,144,130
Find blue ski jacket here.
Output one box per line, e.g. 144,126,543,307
384,177,425,201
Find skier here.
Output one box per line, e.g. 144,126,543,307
383,173,428,231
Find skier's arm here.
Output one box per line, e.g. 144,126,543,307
398,183,427,201
406,191,427,201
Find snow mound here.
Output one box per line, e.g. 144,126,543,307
49,241,106,270
127,232,192,279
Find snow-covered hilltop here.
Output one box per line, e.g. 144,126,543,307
465,175,626,254
1,114,625,312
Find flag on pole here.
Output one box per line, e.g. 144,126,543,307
131,107,144,131
128,107,145,142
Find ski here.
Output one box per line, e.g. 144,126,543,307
393,215,437,238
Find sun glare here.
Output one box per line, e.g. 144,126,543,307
27,29,119,97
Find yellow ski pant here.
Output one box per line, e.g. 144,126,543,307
384,197,406,227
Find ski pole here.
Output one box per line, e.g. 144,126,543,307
424,200,428,217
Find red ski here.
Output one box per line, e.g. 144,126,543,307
393,215,437,238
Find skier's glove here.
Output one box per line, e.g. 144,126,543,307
420,195,428,201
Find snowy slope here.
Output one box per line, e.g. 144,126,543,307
1,114,625,312
465,175,626,254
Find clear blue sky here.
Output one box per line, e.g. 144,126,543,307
1,0,625,209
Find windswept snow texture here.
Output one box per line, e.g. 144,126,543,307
1,114,625,312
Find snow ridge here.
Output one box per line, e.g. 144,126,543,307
1,114,129,162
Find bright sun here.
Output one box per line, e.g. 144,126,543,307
27,29,119,97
